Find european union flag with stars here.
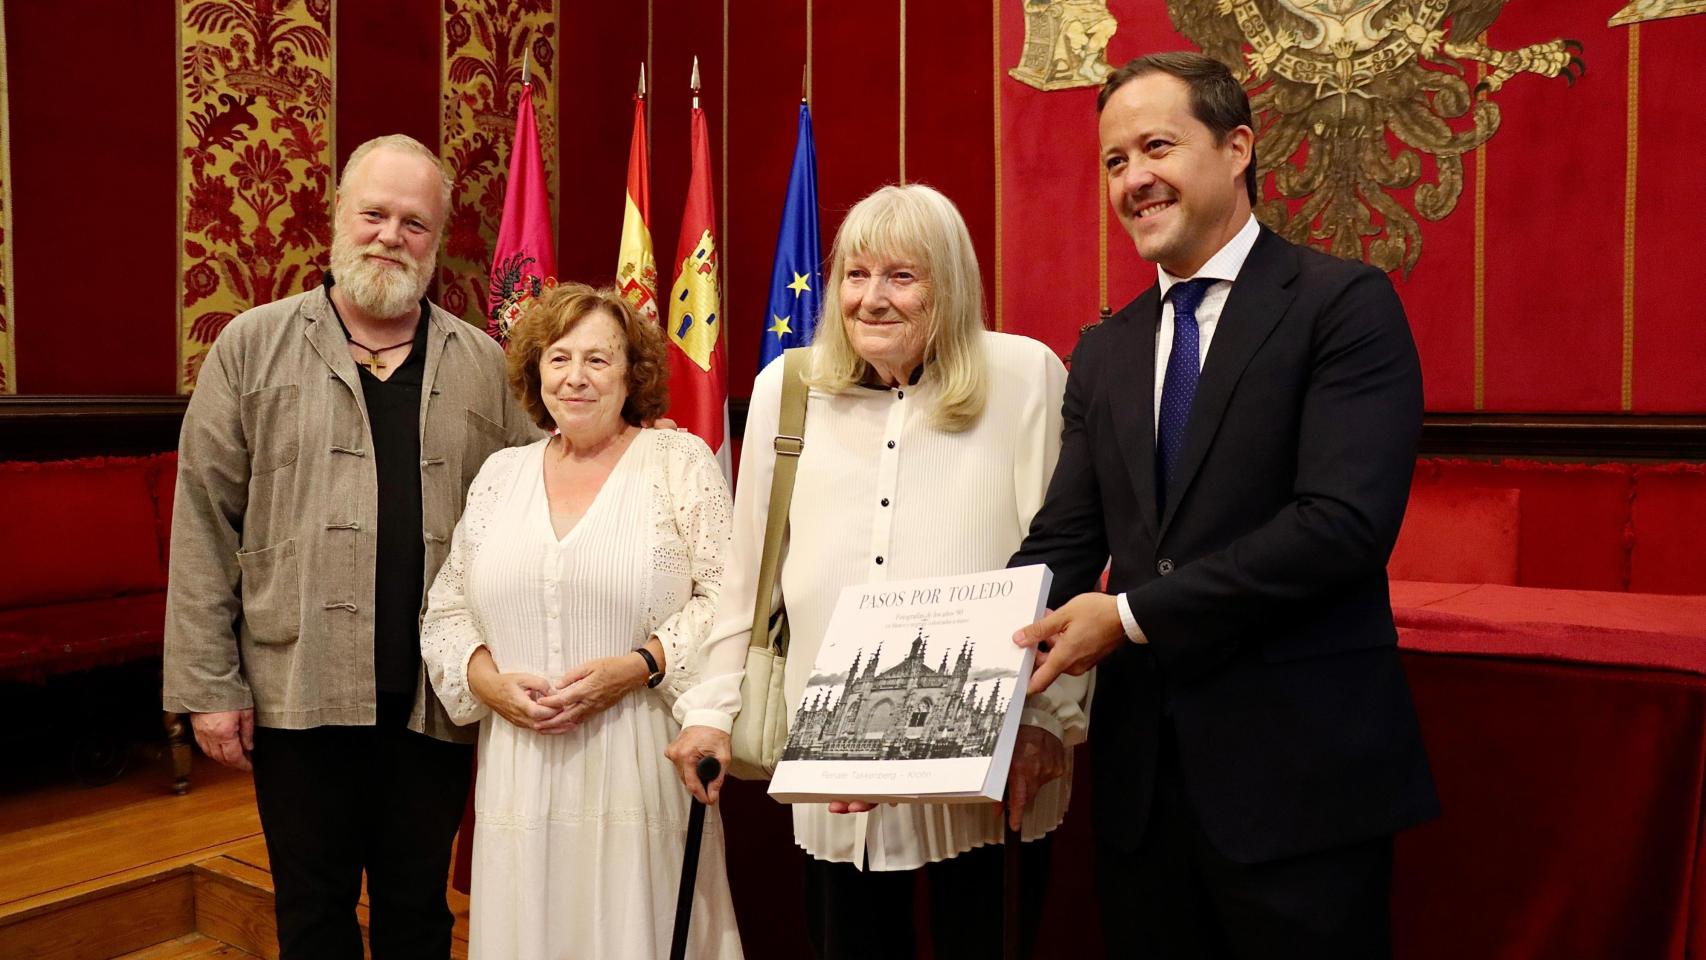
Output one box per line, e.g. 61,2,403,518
760,103,822,369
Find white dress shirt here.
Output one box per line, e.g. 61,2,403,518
679,331,1095,869
1117,214,1261,642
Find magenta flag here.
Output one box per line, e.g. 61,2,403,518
487,80,556,345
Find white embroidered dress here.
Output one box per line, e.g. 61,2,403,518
422,430,742,960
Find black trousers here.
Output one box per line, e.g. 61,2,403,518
804,836,1052,959
1096,728,1393,960
250,694,472,960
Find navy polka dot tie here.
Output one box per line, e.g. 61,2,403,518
1156,278,1214,510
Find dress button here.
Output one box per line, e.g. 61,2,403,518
880,498,890,507
887,440,896,449
875,556,885,565
897,390,905,399
1157,559,1174,576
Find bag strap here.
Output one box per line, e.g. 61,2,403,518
749,348,809,654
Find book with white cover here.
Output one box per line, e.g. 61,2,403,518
768,564,1052,804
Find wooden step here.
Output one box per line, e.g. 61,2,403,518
115,932,260,959
195,843,469,959
0,870,195,960
191,857,276,960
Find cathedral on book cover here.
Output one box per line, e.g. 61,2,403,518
783,629,1012,762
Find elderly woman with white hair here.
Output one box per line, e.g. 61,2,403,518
666,184,1091,958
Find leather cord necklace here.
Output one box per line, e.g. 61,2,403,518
346,336,413,372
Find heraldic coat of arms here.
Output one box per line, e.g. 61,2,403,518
1177,0,1584,273
1011,0,1587,275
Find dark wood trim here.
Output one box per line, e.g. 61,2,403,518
735,400,1705,463
1419,413,1706,462
0,395,187,460
2,396,1700,463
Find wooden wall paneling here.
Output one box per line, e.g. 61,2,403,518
335,3,441,171
555,2,647,291
0,395,185,459
723,0,807,397
1480,4,1626,411
1418,413,1706,461
1631,16,1706,413
8,0,177,395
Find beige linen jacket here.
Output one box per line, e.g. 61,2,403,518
162,288,538,742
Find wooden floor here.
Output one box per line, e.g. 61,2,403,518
114,933,259,959
0,752,470,959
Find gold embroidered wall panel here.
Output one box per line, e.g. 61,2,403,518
176,0,335,392
436,0,558,327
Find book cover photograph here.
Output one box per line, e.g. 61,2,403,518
768,565,1052,804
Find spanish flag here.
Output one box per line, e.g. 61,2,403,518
665,57,729,472
616,65,658,322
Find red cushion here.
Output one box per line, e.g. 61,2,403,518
1629,464,1706,595
1417,459,1634,591
0,592,166,682
1391,483,1522,585
0,457,168,607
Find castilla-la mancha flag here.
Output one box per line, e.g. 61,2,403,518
487,78,556,345
666,75,729,472
617,81,659,322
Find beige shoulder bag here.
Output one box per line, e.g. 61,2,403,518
727,347,809,780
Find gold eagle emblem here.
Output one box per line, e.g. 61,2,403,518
1172,0,1584,274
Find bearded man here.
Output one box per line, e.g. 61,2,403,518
163,134,537,960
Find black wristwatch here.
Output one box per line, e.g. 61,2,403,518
634,647,665,688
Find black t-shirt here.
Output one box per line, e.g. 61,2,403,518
326,275,430,695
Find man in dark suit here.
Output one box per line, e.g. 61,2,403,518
1011,53,1438,957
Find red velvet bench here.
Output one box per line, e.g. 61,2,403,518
1391,458,1706,593
0,453,193,792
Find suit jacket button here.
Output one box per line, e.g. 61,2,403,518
1157,559,1174,576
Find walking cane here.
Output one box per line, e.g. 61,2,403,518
1004,823,1023,960
670,755,721,960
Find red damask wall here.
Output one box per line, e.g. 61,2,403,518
2,1,1700,413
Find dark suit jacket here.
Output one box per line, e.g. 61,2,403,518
1012,227,1439,864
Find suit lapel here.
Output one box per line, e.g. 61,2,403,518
1160,228,1299,535
1106,288,1163,539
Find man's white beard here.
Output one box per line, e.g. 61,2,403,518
329,229,434,319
